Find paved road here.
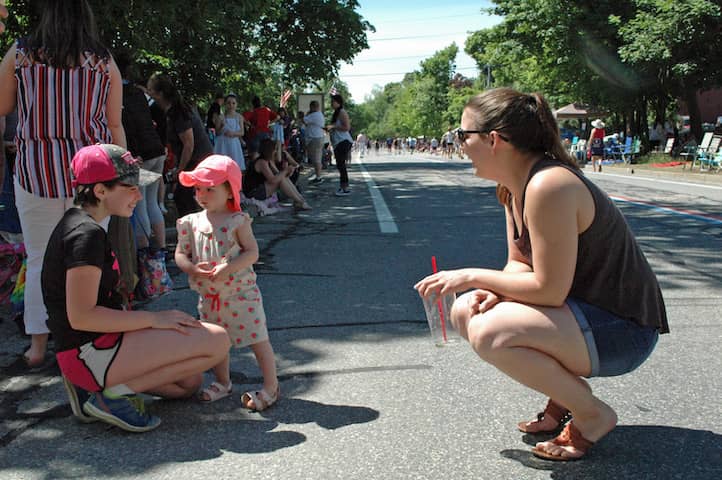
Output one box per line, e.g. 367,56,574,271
1,153,721,479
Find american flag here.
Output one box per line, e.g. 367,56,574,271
280,89,292,108
329,83,337,96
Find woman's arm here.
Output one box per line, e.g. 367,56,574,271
177,127,194,171
282,149,299,168
416,171,581,306
67,265,200,334
106,57,126,149
335,110,351,132
235,113,244,137
214,112,224,135
587,128,596,145
0,44,17,116
66,266,161,332
258,158,290,188
502,204,533,273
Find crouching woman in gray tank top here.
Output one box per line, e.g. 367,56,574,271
415,88,668,462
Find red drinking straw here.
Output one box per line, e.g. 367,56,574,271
431,256,448,342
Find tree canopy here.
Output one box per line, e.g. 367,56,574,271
2,0,374,108
464,0,722,140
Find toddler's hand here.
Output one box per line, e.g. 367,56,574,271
193,261,214,277
208,263,231,283
152,310,200,335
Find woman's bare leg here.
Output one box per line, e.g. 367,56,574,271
106,323,230,398
451,293,617,459
25,333,49,366
277,178,308,206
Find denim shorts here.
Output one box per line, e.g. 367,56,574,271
567,298,658,378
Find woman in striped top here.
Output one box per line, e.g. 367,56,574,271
0,0,125,368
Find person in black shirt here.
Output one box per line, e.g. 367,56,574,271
146,74,213,217
415,88,666,461
43,144,229,432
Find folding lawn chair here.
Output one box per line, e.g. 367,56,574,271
682,132,713,170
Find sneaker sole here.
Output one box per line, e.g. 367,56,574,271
83,399,161,433
61,376,98,423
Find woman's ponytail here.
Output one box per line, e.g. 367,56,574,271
531,93,579,170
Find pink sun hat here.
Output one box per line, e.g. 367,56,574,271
178,155,242,212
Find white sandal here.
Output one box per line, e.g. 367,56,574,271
241,386,280,411
199,381,233,403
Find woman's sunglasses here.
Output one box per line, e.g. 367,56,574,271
456,128,510,143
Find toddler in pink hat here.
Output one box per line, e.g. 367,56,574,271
175,155,280,409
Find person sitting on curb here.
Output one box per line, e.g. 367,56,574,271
242,138,310,211
42,144,229,432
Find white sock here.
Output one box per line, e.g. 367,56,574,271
103,384,135,397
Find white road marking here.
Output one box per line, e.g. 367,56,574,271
357,160,399,234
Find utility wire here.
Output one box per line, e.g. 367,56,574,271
342,66,478,78
369,31,477,42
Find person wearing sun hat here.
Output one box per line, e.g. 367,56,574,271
175,155,280,409
178,153,242,212
587,119,606,172
41,144,231,433
70,144,162,190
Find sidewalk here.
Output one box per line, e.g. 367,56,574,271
591,161,722,185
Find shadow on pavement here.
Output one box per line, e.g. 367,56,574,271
502,425,722,478
255,397,380,430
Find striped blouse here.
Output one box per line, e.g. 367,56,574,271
14,39,113,198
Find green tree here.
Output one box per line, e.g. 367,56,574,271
614,0,722,140
2,0,373,104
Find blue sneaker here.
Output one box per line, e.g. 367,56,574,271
61,375,98,423
82,392,161,432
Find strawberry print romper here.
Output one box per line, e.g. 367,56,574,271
176,211,268,348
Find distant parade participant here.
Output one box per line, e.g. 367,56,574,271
327,94,353,196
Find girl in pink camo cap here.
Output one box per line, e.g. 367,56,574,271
176,155,280,409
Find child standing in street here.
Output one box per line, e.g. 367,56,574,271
175,155,280,410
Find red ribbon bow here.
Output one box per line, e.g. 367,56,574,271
204,292,221,311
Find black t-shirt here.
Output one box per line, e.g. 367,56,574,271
42,208,124,351
166,106,213,171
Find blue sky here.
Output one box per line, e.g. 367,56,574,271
339,0,501,102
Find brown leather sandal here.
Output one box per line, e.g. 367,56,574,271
531,422,595,461
518,399,571,434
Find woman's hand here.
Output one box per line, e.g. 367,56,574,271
151,310,201,335
467,289,501,316
414,269,473,297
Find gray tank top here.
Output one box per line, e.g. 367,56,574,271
511,159,669,333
